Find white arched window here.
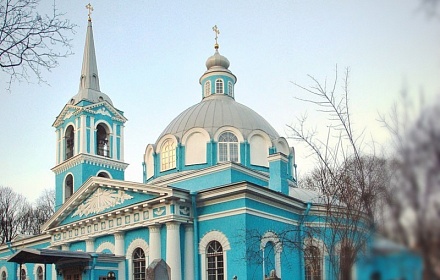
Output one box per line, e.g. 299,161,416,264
199,230,231,280
36,266,43,280
260,231,282,278
1,270,6,280
304,246,322,280
215,79,224,94
204,81,211,97
206,241,224,280
64,174,73,202
96,123,110,157
228,81,233,97
218,132,238,162
161,139,176,171
133,248,146,280
65,125,75,160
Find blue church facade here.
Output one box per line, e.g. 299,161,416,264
0,14,422,280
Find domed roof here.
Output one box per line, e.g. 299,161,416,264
206,50,230,70
157,94,280,141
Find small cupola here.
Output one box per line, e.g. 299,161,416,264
199,25,237,99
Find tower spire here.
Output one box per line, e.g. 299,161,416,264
77,4,100,95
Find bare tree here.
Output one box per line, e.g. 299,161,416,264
0,186,32,244
286,67,382,280
0,0,75,90
381,92,440,280
22,188,55,235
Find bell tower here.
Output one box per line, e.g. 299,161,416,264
52,9,128,210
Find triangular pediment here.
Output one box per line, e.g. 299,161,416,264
42,177,183,231
52,101,126,128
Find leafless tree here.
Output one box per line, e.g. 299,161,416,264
23,188,55,235
286,67,383,280
0,186,32,244
0,0,75,91
381,92,440,279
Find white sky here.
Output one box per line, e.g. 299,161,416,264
0,0,439,202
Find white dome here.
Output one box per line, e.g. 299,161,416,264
157,94,280,142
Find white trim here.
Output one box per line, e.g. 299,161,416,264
213,127,244,143
215,78,224,94
199,230,230,280
96,170,112,178
0,266,8,280
260,231,283,279
33,264,44,280
155,134,178,154
181,127,211,145
96,241,115,253
17,264,28,280
144,145,155,180
63,172,74,204
126,238,149,280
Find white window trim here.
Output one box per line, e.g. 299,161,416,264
63,173,74,203
204,80,211,97
96,241,115,253
0,267,8,280
126,238,149,280
260,231,283,279
215,79,224,94
199,230,231,280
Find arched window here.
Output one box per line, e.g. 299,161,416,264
97,124,110,157
206,241,224,280
215,79,224,94
20,269,25,280
304,246,322,280
64,174,73,201
218,132,238,162
97,172,110,178
65,125,75,160
133,248,146,280
161,139,176,171
228,81,233,97
205,81,211,97
36,266,43,280
1,271,6,280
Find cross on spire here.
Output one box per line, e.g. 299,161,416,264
212,25,220,50
86,3,94,21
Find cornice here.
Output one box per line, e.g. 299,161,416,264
51,153,129,174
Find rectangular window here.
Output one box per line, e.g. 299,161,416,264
229,143,238,162
219,143,228,162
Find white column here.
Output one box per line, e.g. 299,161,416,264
85,238,94,252
75,118,80,155
114,231,125,256
56,129,60,165
59,127,64,163
166,222,181,280
184,225,195,280
112,123,117,160
80,115,87,154
149,225,161,262
120,125,125,161
90,117,95,154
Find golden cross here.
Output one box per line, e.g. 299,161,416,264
212,25,220,49
86,3,94,21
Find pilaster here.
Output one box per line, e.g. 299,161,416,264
114,231,125,256
85,238,94,252
184,225,194,280
166,222,181,280
149,225,161,262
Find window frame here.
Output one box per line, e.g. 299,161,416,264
160,139,176,171
205,80,211,97
132,247,146,280
304,245,322,280
206,241,224,280
218,132,239,163
215,79,224,94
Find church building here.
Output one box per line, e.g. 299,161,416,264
0,11,421,280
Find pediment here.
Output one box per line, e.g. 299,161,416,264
52,101,127,128
42,177,181,231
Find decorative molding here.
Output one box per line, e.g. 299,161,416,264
96,241,115,253
199,230,231,254
51,153,128,174
126,238,149,259
95,107,111,117
72,188,133,217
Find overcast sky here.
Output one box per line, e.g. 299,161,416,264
0,0,439,202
